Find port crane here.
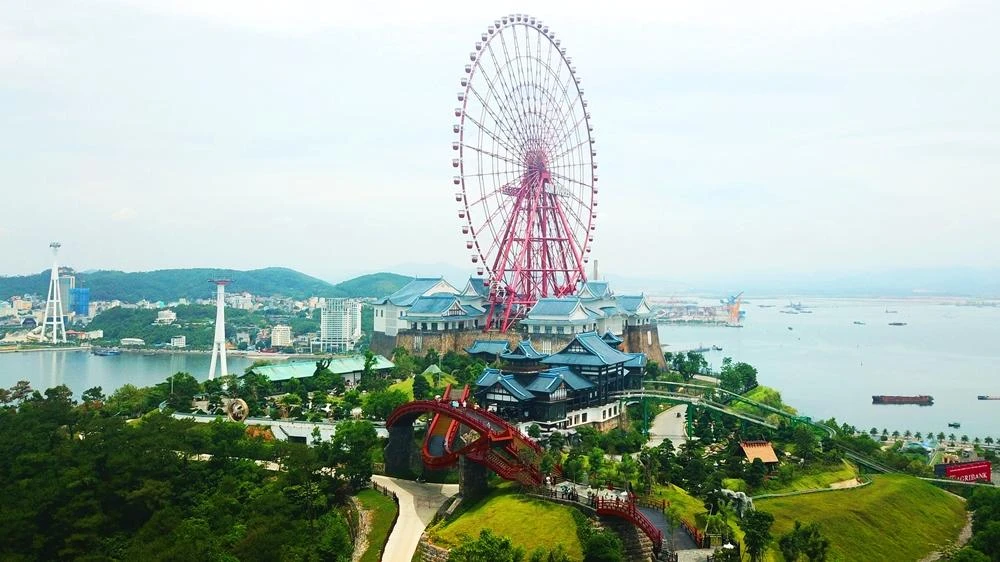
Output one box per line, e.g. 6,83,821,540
721,292,744,326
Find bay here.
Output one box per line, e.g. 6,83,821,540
0,350,256,395
657,297,1000,440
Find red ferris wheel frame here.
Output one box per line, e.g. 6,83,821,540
453,13,598,332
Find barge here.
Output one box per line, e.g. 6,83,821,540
872,395,933,406
978,395,1000,400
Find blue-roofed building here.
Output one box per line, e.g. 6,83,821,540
601,330,624,349
400,294,485,332
465,339,511,361
520,297,600,339
578,281,612,301
475,364,602,425
373,278,460,337
616,294,654,327
542,331,636,404
500,339,548,371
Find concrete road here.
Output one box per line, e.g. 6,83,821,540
647,404,688,448
372,475,459,561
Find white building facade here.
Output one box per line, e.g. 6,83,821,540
271,324,292,347
316,299,362,353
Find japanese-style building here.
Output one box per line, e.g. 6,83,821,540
473,331,642,430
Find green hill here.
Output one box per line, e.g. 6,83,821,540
0,268,412,302
756,474,967,561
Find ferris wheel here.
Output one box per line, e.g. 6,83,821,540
453,13,597,332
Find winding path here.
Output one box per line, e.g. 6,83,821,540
372,475,458,561
647,404,688,448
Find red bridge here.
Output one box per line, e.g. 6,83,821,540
385,385,665,554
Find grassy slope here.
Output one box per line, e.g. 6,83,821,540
649,483,706,524
429,488,584,559
389,372,459,400
757,474,966,562
356,489,399,562
759,460,858,495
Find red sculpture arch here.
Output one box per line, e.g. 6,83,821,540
386,388,547,487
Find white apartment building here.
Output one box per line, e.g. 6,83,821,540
156,309,177,324
170,335,186,348
271,324,292,348
316,298,362,353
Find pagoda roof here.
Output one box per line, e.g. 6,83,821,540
475,368,533,401
461,276,490,298
617,294,652,316
579,281,612,300
379,278,458,307
740,441,779,464
402,294,483,320
500,339,548,361
521,297,596,324
525,366,595,393
541,331,633,367
601,331,624,345
465,339,511,356
624,352,647,369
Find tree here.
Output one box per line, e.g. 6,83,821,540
548,430,565,453
412,374,432,400
10,380,32,403
938,432,946,441
778,520,829,561
361,389,409,420
528,424,542,439
326,420,378,489
583,529,623,562
986,437,994,445
449,529,525,562
82,386,106,404
746,458,767,489
740,510,774,562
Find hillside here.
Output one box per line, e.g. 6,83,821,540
756,474,967,561
0,268,412,302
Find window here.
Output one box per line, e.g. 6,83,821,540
432,322,438,331
459,321,465,329
421,322,428,331
582,413,587,422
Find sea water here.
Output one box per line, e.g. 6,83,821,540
656,297,1000,440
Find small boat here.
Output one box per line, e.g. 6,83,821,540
948,422,961,428
885,309,898,314
787,326,793,331
978,395,1000,400
853,321,865,325
712,345,723,351
888,322,907,326
872,395,933,406
91,347,121,356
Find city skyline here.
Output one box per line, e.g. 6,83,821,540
2,1,998,283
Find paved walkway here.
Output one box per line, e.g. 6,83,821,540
372,476,458,562
647,404,688,448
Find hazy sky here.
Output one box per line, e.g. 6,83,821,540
2,0,998,283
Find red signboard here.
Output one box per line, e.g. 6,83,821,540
935,460,992,482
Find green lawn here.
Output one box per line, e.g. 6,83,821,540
758,460,858,495
732,385,797,416
356,489,399,562
429,487,584,559
389,372,458,400
648,483,706,524
757,474,967,562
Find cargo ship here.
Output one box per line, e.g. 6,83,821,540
978,395,1000,400
872,395,933,406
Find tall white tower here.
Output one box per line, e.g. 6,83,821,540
207,279,231,380
41,242,67,343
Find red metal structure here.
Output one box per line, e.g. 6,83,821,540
453,14,597,331
386,388,548,486
386,387,666,554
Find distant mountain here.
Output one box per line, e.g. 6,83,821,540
0,267,413,302
333,272,413,298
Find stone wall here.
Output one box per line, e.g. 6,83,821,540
417,533,450,562
394,328,523,357
623,324,666,366
369,331,398,357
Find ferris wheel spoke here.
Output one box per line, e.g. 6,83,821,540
481,43,531,147
549,137,591,163
546,107,588,159
467,82,524,155
496,29,533,146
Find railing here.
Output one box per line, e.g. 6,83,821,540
368,480,400,562
681,519,707,548
594,496,664,554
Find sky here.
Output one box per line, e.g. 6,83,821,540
1,0,998,286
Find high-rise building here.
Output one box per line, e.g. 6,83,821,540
317,298,362,353
58,274,75,313
271,324,292,348
70,287,90,317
